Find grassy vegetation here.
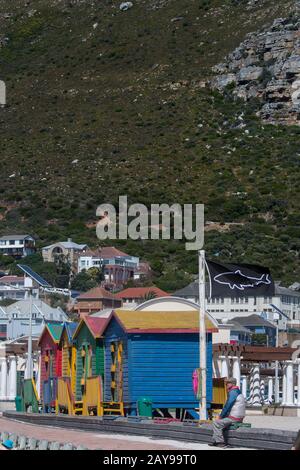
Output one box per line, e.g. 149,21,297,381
0,0,299,290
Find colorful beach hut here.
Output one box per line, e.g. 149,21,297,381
102,309,218,418
59,322,78,394
73,317,107,401
38,321,64,411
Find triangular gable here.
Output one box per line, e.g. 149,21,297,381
58,322,77,347
65,321,78,342
38,321,63,346
73,316,109,340
100,311,127,336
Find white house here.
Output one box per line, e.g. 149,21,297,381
173,281,300,330
0,299,68,341
78,246,139,289
0,235,35,258
0,276,27,301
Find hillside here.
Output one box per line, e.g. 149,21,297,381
0,0,300,289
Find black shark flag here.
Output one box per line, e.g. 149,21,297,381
206,260,275,298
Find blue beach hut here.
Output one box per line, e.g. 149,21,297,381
102,308,218,418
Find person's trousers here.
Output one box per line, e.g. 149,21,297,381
212,417,236,444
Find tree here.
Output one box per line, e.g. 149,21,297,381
87,267,104,283
140,290,157,303
251,333,268,346
71,271,98,292
46,293,69,311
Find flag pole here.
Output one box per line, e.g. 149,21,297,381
199,249,207,421
25,287,33,379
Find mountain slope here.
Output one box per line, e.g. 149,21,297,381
0,0,299,287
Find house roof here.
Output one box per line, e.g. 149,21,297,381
1,335,40,355
73,316,109,339
115,286,169,300
79,246,132,259
0,299,68,322
0,234,34,241
77,287,121,301
275,285,300,298
111,309,218,333
231,314,276,329
43,240,87,250
0,276,24,284
100,246,131,258
173,281,209,297
227,321,252,334
174,280,300,299
80,249,102,257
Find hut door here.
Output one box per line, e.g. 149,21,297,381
45,349,53,378
67,347,72,376
80,344,93,387
110,341,123,403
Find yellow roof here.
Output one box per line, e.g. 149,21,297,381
114,309,218,332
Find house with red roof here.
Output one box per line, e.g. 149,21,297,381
77,246,141,289
72,287,122,317
115,286,169,308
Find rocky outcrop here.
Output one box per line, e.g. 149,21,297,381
210,1,300,125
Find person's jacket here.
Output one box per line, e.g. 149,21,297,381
220,386,246,420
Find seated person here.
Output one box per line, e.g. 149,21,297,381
209,377,246,448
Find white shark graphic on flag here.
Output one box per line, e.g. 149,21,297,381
213,269,271,291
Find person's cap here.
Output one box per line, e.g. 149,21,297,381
225,377,237,385
2,439,14,449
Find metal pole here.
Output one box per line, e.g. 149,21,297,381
275,322,279,403
198,249,207,421
26,289,33,379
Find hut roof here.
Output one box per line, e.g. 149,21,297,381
115,286,169,299
38,321,64,345
59,321,78,345
73,316,109,339
112,309,218,333
65,321,78,340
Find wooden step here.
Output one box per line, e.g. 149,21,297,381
102,401,124,416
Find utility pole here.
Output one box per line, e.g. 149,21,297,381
25,288,33,379
198,250,207,421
